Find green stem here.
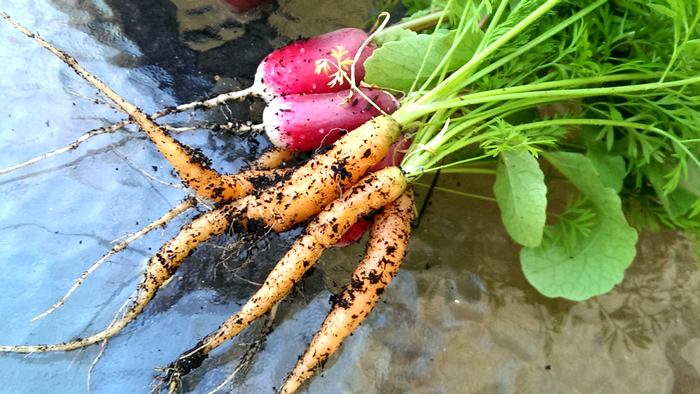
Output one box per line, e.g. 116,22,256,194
406,4,450,95
404,153,493,178
419,1,472,93
398,75,700,121
393,73,659,125
402,92,585,174
407,108,451,158
376,10,444,37
413,182,497,202
660,3,700,82
409,0,562,106
440,167,497,175
419,91,587,165
475,0,510,54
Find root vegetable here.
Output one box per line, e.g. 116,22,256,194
263,88,399,151
0,115,400,353
0,24,378,180
334,218,373,247
0,11,256,204
369,134,412,172
211,168,292,203
251,147,297,170
253,28,375,99
164,166,409,381
170,27,375,104
32,197,198,322
1,12,394,207
336,134,412,246
241,115,400,232
280,190,414,393
4,1,699,391
1,15,401,351
0,202,238,352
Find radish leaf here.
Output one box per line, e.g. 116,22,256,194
543,152,626,212
493,150,547,247
364,29,482,91
585,145,625,193
520,214,638,301
521,152,638,301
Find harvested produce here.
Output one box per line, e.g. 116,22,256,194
281,191,414,393
253,27,375,98
2,0,700,393
166,166,408,382
0,26,379,177
223,0,272,13
263,87,399,151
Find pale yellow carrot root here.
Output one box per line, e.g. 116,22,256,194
1,15,409,375
0,116,401,355
251,147,297,170
32,197,198,322
280,191,414,393
165,166,409,382
2,13,402,209
3,13,403,220
0,202,238,353
0,12,256,204
216,168,292,202
244,116,400,232
29,167,289,322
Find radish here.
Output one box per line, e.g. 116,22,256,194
335,134,411,247
263,87,399,151
0,28,383,176
220,28,376,102
223,0,272,13
254,28,375,98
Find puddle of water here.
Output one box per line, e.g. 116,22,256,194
1,1,699,393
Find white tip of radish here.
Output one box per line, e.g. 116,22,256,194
263,97,290,149
252,61,275,102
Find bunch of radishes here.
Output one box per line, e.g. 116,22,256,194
250,28,398,150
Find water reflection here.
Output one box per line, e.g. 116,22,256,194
0,1,699,393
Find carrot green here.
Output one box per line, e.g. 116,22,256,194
364,0,700,300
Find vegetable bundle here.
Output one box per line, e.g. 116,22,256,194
1,0,700,392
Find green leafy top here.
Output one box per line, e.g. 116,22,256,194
363,0,700,300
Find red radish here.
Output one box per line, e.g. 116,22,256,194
263,88,399,151
194,28,375,105
223,0,271,13
252,28,375,99
369,134,412,172
334,218,372,247
335,134,412,247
